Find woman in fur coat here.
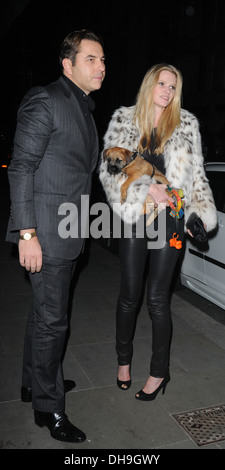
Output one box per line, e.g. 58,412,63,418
99,64,217,401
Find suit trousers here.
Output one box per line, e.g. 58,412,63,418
22,255,76,412
116,215,184,377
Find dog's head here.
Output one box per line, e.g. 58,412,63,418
103,147,133,175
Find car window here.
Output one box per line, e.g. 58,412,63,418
206,170,225,213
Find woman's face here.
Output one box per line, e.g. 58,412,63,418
153,70,177,110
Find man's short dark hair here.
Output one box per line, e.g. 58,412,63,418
59,29,104,71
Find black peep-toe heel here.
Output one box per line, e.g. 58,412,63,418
117,378,131,391
135,374,170,401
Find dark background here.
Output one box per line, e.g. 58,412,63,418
1,0,225,323
1,0,225,164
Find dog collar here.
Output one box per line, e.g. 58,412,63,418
121,150,139,169
130,151,139,162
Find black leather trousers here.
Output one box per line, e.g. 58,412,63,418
116,213,184,378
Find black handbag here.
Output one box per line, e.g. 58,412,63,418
186,212,208,243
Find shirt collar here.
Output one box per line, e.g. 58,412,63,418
62,74,95,112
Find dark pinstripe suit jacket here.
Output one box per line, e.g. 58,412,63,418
6,77,99,259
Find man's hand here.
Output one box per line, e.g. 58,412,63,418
19,229,42,273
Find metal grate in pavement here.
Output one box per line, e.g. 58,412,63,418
173,405,225,446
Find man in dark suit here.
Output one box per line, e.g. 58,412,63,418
6,29,105,443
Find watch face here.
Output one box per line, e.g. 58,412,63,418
24,233,32,240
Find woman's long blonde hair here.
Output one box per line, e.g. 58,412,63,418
133,64,183,154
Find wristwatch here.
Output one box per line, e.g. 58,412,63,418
19,231,37,241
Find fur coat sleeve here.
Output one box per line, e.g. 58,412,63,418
99,106,153,224
99,105,217,232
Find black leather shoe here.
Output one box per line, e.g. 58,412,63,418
64,380,76,393
21,386,32,402
34,410,86,443
21,379,76,402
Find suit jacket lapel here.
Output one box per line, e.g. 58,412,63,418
90,115,99,171
71,93,99,171
70,93,90,147
59,77,99,170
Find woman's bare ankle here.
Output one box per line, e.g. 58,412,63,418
118,364,130,381
142,375,163,394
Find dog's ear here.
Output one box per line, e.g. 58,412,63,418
123,149,133,163
103,149,109,160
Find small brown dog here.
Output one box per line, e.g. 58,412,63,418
103,146,170,224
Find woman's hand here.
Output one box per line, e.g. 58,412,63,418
187,223,207,239
186,213,207,240
148,183,174,206
187,229,194,238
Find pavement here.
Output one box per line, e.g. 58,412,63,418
1,170,225,456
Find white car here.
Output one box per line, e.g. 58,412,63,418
180,162,225,310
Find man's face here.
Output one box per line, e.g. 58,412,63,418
65,39,105,95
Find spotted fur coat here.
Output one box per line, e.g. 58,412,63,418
99,105,217,231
